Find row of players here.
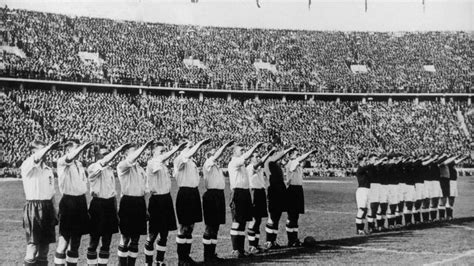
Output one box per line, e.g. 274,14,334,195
354,153,469,235
21,138,316,266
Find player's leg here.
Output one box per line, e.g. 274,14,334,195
87,235,100,265
117,234,131,266
24,243,38,266
203,224,217,261
66,235,82,266
177,223,195,263
36,244,49,266
248,217,262,253
395,185,404,227
368,202,379,232
430,197,439,221
286,212,301,245
355,188,368,234
438,197,447,220
127,235,140,266
265,211,282,248
144,232,158,266
55,235,70,265
447,197,455,219
98,234,112,266
155,230,169,265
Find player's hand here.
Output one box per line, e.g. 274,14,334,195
201,138,211,145
255,142,264,148
119,143,131,151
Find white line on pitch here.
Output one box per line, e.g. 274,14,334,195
303,180,353,184
424,249,474,265
305,209,353,215
0,208,22,211
2,219,21,223
447,225,474,231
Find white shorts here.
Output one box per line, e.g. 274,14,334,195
400,184,416,202
387,184,400,205
380,185,389,203
425,180,442,198
449,180,458,197
356,187,369,209
368,183,381,203
415,183,425,201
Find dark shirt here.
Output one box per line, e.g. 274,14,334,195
356,165,370,188
448,163,457,181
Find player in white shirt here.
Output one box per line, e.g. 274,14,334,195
285,148,317,247
246,148,276,254
21,140,60,266
144,141,186,266
173,138,210,265
201,140,234,263
86,144,129,266
227,142,264,258
55,139,93,266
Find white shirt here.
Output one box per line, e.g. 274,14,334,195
203,156,225,190
173,153,200,188
228,156,249,190
117,159,147,196
57,156,88,195
146,155,171,195
21,156,55,200
247,163,267,189
87,162,116,198
286,159,303,186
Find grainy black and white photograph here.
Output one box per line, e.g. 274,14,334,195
0,0,473,265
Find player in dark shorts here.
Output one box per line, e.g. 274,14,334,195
55,139,93,266
86,144,129,265
173,138,211,265
246,149,276,253
201,140,234,262
354,155,369,235
429,155,446,221
145,141,187,266
116,140,153,266
21,140,60,266
438,155,459,220
285,148,317,245
402,158,416,226
227,142,264,258
263,146,296,249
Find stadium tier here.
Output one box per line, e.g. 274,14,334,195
0,7,472,93
1,86,472,169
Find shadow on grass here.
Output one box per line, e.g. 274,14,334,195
213,216,474,265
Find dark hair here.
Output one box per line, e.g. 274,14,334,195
151,142,164,150
357,154,366,162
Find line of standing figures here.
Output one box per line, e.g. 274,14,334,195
21,138,317,266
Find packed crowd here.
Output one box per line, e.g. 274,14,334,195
1,7,471,93
2,87,472,169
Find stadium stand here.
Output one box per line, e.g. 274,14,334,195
2,86,472,170
0,7,471,93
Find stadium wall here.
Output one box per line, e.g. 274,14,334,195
1,77,472,103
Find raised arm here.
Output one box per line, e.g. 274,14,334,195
441,155,458,165
65,141,93,163
33,140,60,164
213,140,235,160
128,140,153,163
242,142,264,161
184,138,211,158
99,143,129,167
296,148,318,164
254,148,277,170
454,155,469,164
270,146,296,162
162,142,187,162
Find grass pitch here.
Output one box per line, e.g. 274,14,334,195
0,176,473,265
